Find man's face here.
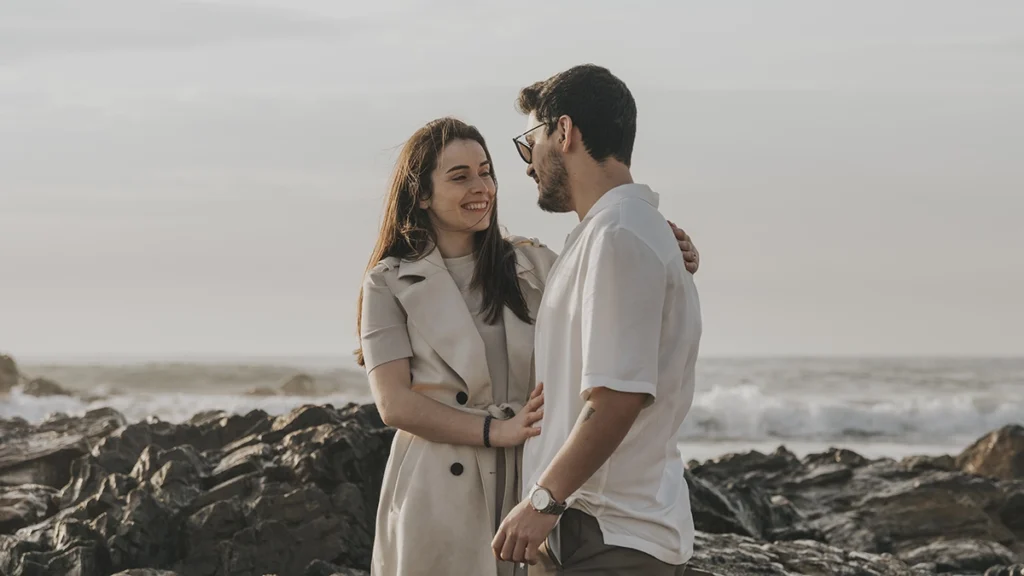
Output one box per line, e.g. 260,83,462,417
525,113,572,213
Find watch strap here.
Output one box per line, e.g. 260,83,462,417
532,485,567,515
541,499,567,515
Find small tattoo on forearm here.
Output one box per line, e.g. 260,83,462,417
582,407,596,422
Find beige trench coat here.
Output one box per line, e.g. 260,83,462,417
359,236,557,576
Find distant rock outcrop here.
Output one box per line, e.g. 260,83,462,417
246,373,320,397
280,374,316,396
0,355,19,394
0,354,71,397
22,377,71,397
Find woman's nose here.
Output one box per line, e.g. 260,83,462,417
473,175,495,195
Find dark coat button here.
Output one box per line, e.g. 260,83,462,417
450,463,464,476
456,392,468,405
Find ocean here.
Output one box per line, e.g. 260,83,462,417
4,356,1021,462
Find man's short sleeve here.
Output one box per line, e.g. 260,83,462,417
360,268,414,373
580,227,666,401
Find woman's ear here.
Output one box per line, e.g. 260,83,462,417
412,180,429,209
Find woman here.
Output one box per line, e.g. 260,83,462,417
356,117,699,576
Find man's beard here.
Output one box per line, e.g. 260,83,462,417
536,149,572,213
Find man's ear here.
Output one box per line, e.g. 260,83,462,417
557,115,574,153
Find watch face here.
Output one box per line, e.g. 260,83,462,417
531,488,551,510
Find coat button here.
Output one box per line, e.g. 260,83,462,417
456,392,468,405
450,463,464,476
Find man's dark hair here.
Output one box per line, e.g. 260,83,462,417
516,64,637,166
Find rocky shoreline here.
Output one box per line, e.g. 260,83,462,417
0,401,1021,576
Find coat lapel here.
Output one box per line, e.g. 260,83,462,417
394,248,491,397
504,245,544,396
502,306,534,399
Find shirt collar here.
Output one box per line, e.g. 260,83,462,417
585,183,659,222
563,183,659,250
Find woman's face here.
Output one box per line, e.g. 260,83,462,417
420,139,496,235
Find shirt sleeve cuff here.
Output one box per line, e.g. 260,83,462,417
580,374,657,401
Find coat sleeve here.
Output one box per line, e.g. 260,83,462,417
508,235,558,288
360,264,414,373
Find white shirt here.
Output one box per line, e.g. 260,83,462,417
522,184,702,565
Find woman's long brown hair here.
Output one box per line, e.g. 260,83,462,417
355,117,532,366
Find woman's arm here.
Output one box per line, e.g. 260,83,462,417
360,264,542,447
369,358,543,448
517,222,700,276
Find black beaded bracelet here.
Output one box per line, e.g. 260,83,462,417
483,415,494,448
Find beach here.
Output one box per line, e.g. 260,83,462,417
2,355,1022,575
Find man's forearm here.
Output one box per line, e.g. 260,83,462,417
536,388,647,503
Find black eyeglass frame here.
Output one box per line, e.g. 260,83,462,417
512,123,548,164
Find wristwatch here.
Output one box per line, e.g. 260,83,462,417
528,484,567,515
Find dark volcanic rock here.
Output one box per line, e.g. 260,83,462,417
302,559,369,576
986,565,1024,576
131,444,208,484
1,400,1021,576
899,539,1017,573
687,531,931,576
0,408,126,487
958,425,1024,481
1001,482,1024,535
812,468,1015,554
0,403,390,576
686,469,806,541
690,443,1022,559
901,454,959,473
0,484,57,534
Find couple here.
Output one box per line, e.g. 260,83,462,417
357,64,702,575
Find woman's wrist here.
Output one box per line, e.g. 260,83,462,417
488,417,507,448
483,414,494,448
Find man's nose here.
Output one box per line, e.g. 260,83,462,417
526,164,536,179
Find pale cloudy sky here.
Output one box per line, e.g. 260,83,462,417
1,0,1022,359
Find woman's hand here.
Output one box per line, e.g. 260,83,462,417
491,382,544,448
668,221,700,274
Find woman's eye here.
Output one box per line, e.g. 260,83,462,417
452,175,466,181
481,172,492,178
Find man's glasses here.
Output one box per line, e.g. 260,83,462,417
512,124,546,164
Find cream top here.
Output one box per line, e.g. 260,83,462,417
442,253,510,405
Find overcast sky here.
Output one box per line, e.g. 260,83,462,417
1,0,1022,360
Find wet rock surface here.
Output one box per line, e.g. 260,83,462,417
685,440,1024,575
1,404,389,576
0,401,1020,576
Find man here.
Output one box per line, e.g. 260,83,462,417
491,65,702,575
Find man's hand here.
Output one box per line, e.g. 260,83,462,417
669,221,700,274
491,498,560,566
